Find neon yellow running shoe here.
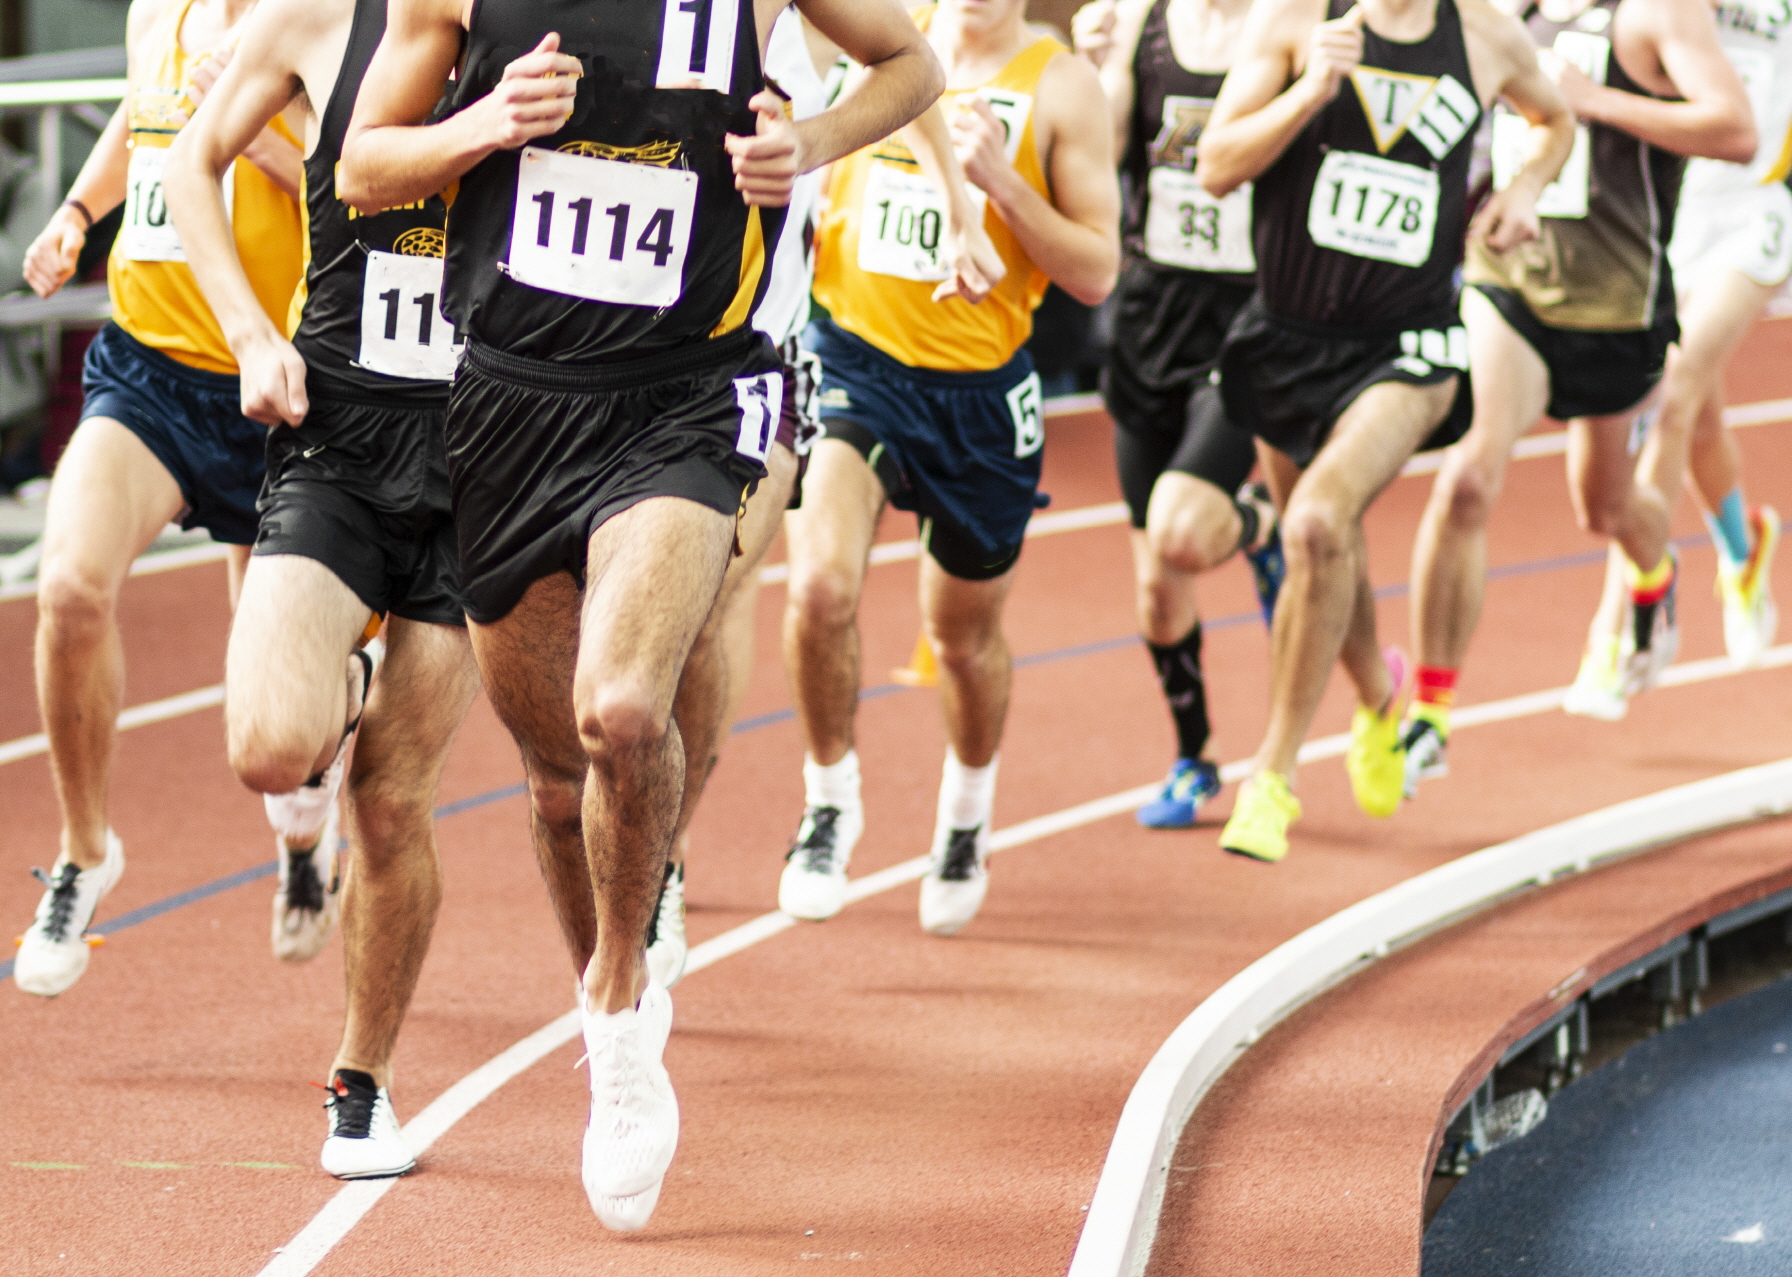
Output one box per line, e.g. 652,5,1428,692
1220,772,1301,863
1347,702,1406,818
1718,505,1780,668
1562,633,1628,722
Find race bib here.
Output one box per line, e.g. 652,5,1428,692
506,146,697,308
1491,110,1590,219
859,163,951,281
358,250,461,381
118,145,234,262
1307,150,1438,267
1007,372,1043,458
733,370,785,462
1144,168,1255,272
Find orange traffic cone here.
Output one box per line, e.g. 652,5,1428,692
891,629,938,687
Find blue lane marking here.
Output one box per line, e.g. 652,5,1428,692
1,531,1714,981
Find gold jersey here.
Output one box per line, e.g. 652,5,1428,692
109,0,304,373
813,12,1062,371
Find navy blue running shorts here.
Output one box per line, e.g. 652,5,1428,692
807,317,1043,582
79,321,266,545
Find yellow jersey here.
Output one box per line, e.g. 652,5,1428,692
812,14,1062,372
109,0,304,374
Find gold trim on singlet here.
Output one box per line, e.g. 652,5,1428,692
711,206,766,337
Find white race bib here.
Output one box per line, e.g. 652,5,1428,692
733,370,785,462
506,147,697,308
1144,169,1255,273
358,250,461,381
1007,372,1043,458
118,145,234,262
1307,150,1438,267
1491,110,1591,219
858,163,951,281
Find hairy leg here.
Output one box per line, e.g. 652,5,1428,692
225,554,374,795
1411,288,1551,669
1566,408,1668,570
919,557,1016,769
1132,472,1242,647
35,418,186,868
782,438,885,768
334,618,480,1088
1256,379,1456,781
574,497,735,1013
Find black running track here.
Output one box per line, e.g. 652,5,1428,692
1424,976,1792,1275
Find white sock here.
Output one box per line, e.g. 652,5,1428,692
803,751,861,810
937,750,997,831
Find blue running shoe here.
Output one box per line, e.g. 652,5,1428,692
1238,483,1285,628
1136,758,1223,830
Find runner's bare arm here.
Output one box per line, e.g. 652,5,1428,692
1549,0,1754,162
176,43,304,198
20,0,174,297
165,0,330,427
1074,0,1152,161
338,0,581,210
724,0,941,206
900,103,1007,304
1197,0,1352,196
1463,0,1574,250
955,51,1119,304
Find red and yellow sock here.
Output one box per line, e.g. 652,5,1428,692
1414,665,1457,736
1627,553,1675,607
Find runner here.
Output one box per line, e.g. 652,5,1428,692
647,11,1002,986
1073,0,1287,832
13,0,304,996
780,0,1119,935
1196,0,1574,861
161,0,482,1177
1405,0,1755,766
337,0,941,1229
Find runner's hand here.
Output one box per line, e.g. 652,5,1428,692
934,207,1007,304
1072,0,1120,68
726,91,801,207
24,206,85,298
1298,4,1365,105
1469,182,1542,251
951,97,1014,195
1538,49,1597,116
475,33,582,151
238,333,310,428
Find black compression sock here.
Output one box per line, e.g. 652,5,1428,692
1147,624,1210,761
1232,497,1262,557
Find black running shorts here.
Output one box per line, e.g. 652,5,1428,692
445,328,780,624
254,394,465,628
1472,283,1677,422
1105,260,1259,529
1218,294,1473,470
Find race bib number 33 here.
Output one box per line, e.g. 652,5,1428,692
1307,150,1438,267
507,147,696,308
1145,169,1254,273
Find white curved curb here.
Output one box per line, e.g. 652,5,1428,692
1068,757,1792,1277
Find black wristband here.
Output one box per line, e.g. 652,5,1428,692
61,198,94,231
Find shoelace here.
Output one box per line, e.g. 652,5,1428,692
937,827,982,882
283,849,326,914
29,863,83,943
322,1074,378,1139
788,806,842,871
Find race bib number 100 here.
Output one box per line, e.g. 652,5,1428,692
359,251,461,381
506,147,697,308
119,145,234,262
1307,150,1438,267
859,163,951,282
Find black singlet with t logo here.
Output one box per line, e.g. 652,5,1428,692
1122,0,1254,277
292,0,453,404
1252,0,1479,327
445,0,777,364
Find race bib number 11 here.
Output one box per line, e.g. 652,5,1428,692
506,147,697,308
1307,150,1438,267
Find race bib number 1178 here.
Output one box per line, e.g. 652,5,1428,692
1306,150,1438,267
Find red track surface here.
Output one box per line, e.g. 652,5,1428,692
5,319,1792,1276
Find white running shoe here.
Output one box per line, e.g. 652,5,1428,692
14,830,124,997
580,981,678,1220
587,1179,663,1234
778,801,862,921
1563,635,1629,722
1719,506,1780,667
919,823,989,937
271,801,343,963
645,862,687,990
320,1069,415,1179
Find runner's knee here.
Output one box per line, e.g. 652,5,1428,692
346,773,437,863
787,560,861,637
227,722,324,797
577,680,671,761
1438,458,1500,531
35,557,117,645
1281,499,1350,568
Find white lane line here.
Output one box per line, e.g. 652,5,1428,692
0,540,230,602
0,683,224,766
251,644,1792,1277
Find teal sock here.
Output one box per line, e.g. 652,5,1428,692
1705,489,1751,567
